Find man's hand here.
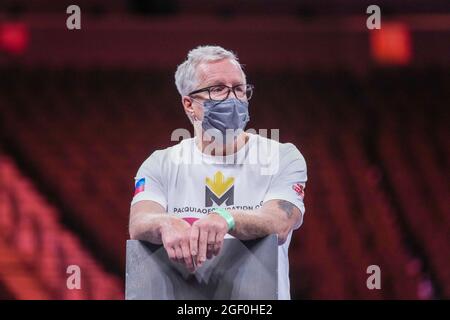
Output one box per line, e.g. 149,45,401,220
160,217,196,272
190,213,228,267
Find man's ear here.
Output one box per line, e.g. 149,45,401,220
182,96,194,113
182,96,196,122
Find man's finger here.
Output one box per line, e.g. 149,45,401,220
197,229,208,266
181,241,194,272
190,224,200,258
166,246,177,262
213,232,225,256
175,245,184,264
207,230,216,259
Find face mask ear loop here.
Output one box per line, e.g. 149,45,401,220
187,111,196,122
189,97,204,122
190,97,223,121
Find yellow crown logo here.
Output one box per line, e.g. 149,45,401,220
205,171,234,197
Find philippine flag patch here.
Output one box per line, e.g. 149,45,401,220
292,183,305,200
134,178,145,196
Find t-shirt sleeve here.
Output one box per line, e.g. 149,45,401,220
263,143,307,230
130,150,167,210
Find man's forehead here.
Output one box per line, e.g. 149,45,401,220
197,59,244,85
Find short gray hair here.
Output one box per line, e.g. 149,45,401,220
174,45,245,96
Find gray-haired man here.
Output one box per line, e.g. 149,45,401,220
129,45,307,299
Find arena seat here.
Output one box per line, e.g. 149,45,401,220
0,68,448,299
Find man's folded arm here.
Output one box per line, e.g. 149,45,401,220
129,200,173,244
228,199,303,245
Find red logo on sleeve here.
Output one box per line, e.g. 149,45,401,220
292,183,305,199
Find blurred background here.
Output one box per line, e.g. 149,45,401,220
0,0,449,299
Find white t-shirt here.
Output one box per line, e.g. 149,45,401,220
131,133,307,300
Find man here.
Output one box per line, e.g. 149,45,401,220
129,45,307,300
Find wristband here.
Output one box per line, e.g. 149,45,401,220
212,208,235,231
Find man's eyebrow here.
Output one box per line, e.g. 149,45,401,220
204,80,244,87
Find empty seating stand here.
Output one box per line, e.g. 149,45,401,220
0,68,448,299
0,154,123,299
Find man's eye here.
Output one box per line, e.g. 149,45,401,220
211,86,226,93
